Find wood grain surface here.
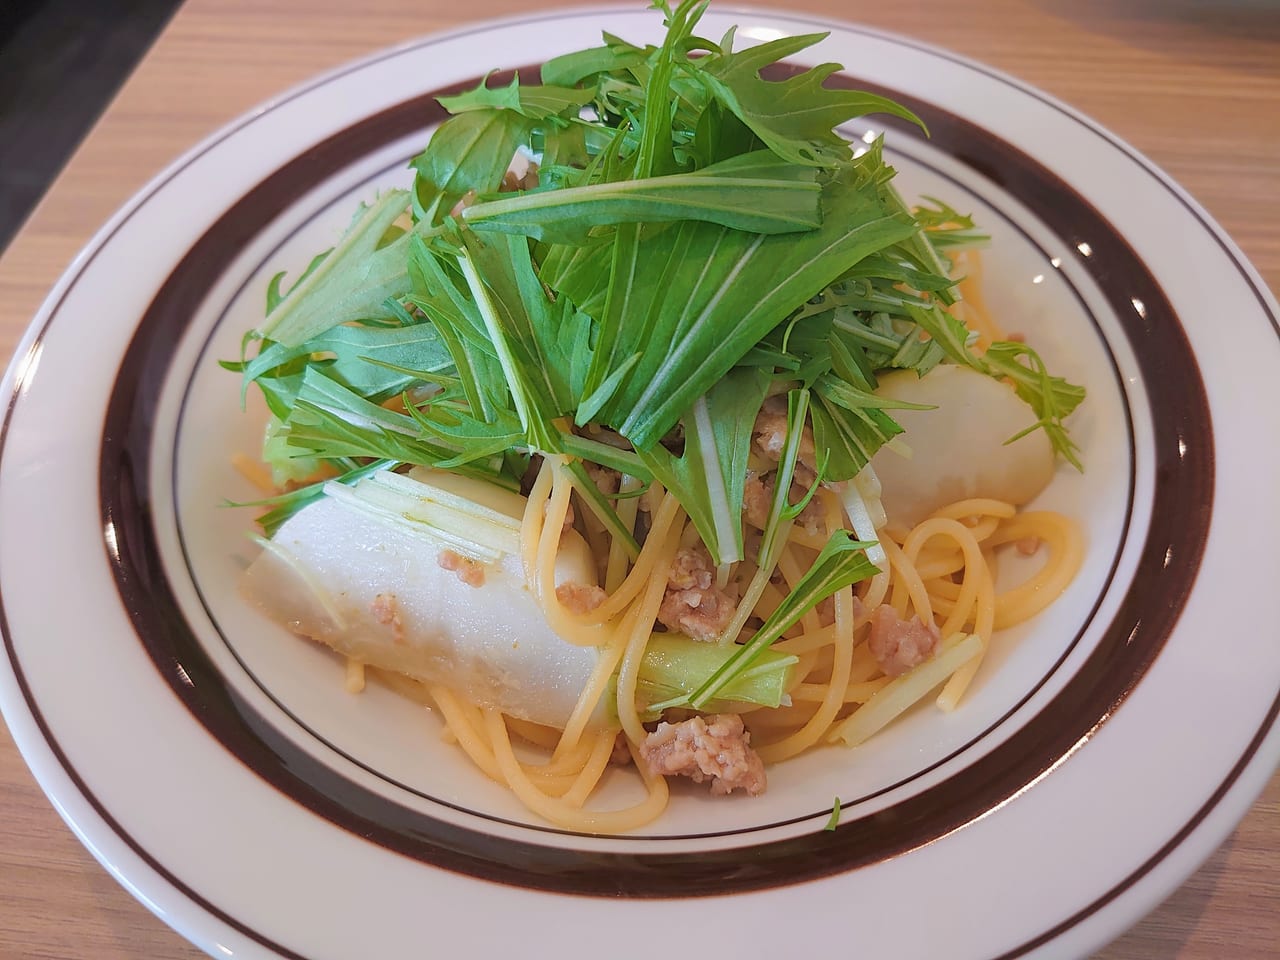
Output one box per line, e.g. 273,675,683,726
1,1,1277,957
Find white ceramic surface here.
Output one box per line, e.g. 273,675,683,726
1,7,1278,960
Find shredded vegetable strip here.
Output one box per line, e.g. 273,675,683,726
829,633,983,747
605,475,644,592
615,517,686,745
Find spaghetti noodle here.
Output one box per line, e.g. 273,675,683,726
230,0,1089,834
341,465,1082,834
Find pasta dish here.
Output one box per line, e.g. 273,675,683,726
228,0,1085,833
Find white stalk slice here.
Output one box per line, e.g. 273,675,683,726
690,394,741,565
837,465,888,569
242,472,599,729
828,633,983,747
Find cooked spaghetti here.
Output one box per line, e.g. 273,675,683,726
333,463,1082,833
229,0,1087,834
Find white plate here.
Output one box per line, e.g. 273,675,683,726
2,6,1278,959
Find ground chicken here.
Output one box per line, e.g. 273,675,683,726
436,549,485,587
639,713,766,796
867,603,940,677
584,462,622,497
556,581,608,614
448,189,478,217
1016,536,1041,556
741,470,825,535
752,394,817,466
657,545,738,640
369,593,406,646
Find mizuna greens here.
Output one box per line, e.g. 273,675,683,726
229,0,1084,732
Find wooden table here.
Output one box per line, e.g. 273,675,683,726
1,1,1276,956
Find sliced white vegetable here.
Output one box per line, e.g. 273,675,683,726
242,474,599,729
869,365,1055,528
837,468,887,569
322,471,521,564
407,465,528,519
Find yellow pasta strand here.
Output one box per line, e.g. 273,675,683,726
505,717,561,750
881,535,934,624
520,458,556,586
561,729,621,809
773,623,838,656
903,518,987,639
614,517,685,746
532,461,610,648
988,511,1085,628
575,491,680,624
430,685,503,783
344,658,366,694
483,710,668,833
757,580,856,763
552,608,637,761
932,498,1017,522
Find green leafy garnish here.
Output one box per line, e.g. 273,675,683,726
983,341,1086,470
696,31,925,166
637,634,798,717
825,797,842,831
231,0,1084,672
688,531,881,709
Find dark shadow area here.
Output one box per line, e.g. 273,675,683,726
0,0,183,255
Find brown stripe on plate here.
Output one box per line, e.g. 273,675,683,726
91,65,1211,900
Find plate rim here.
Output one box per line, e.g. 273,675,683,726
2,5,1278,959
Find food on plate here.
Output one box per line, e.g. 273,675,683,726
228,0,1085,832
869,364,1055,528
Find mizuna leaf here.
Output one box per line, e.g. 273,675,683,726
240,322,453,411
697,33,925,167
410,110,533,225
688,530,880,708
437,72,596,120
637,367,770,566
539,36,649,88
603,163,920,448
462,151,822,241
256,190,413,347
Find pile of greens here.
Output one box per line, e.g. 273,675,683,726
229,0,1083,704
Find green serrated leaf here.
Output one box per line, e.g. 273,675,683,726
689,529,880,708
438,71,595,120
696,33,925,167
601,163,919,448
410,110,533,225
462,150,822,241
256,190,414,347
